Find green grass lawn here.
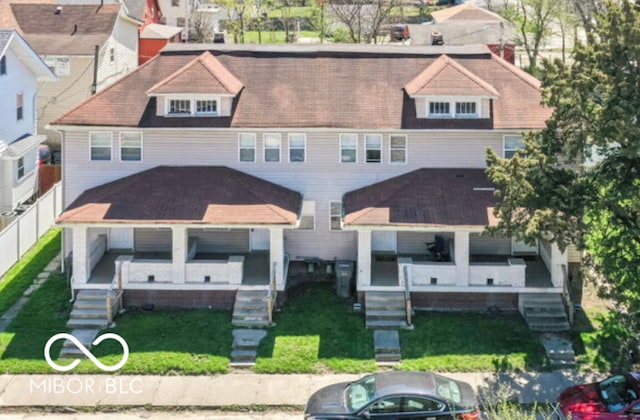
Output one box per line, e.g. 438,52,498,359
0,228,61,317
242,31,318,43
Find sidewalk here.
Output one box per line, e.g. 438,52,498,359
0,371,600,407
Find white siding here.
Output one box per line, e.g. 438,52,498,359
188,229,249,253
62,129,505,260
96,16,138,91
469,233,511,255
398,231,439,254
134,228,172,252
0,49,38,143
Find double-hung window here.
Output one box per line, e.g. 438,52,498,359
120,132,142,161
340,134,357,163
329,201,342,231
16,93,23,121
17,157,24,179
389,135,407,164
239,133,256,162
264,133,281,162
504,135,525,158
196,99,217,115
90,132,112,161
455,101,477,117
288,133,306,163
365,134,382,163
169,99,191,115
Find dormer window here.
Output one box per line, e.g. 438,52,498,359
426,98,480,118
166,97,219,116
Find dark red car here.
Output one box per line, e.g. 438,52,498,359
558,372,640,419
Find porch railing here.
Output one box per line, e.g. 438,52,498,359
107,260,125,325
403,265,412,327
266,261,278,325
561,264,575,326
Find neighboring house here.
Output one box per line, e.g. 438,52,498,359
157,0,224,40
409,3,517,64
9,3,140,148
0,29,56,214
51,44,575,324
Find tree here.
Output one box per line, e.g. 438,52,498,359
309,0,331,43
486,1,640,319
330,0,399,44
219,0,255,43
190,10,217,42
501,0,562,71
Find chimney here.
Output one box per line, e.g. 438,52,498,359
431,32,444,46
54,6,62,14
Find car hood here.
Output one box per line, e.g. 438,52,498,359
559,383,607,416
305,382,351,416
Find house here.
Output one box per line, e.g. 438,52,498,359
409,3,517,64
157,0,224,41
51,44,575,331
9,3,141,148
120,0,183,65
0,29,56,215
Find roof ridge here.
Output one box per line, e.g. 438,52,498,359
52,52,161,126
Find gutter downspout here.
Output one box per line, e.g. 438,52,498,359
91,45,99,94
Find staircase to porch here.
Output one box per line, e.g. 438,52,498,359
232,289,273,328
366,291,409,364
521,293,571,332
61,290,115,358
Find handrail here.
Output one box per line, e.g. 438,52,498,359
107,259,125,325
403,265,412,327
267,261,278,325
560,264,574,326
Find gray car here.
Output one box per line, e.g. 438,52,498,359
304,371,481,419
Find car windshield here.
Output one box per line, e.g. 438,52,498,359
434,376,462,404
346,374,377,411
598,375,638,412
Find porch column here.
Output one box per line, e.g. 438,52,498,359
550,243,568,288
357,229,371,288
269,227,285,290
71,226,90,286
172,226,187,284
454,230,470,286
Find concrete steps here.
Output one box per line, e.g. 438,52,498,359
230,329,267,367
365,292,408,330
232,289,273,328
60,290,114,359
374,330,401,365
521,293,570,332
540,333,576,370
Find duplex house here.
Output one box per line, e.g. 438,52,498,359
52,44,574,328
10,3,140,148
0,29,56,217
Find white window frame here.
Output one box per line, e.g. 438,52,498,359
365,134,383,163
263,133,281,163
425,97,482,119
55,56,70,76
17,157,25,180
119,132,143,162
0,56,6,75
428,101,451,117
340,133,357,163
329,201,342,231
238,133,256,163
89,132,113,161
16,92,23,121
298,200,316,230
503,134,525,158
455,101,478,117
165,95,221,116
389,134,407,164
288,133,306,163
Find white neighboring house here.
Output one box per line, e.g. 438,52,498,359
0,29,56,214
157,0,224,40
9,3,141,147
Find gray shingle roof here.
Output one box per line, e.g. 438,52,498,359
0,29,13,57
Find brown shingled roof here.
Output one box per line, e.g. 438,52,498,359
147,51,244,95
57,166,302,225
343,168,498,228
11,3,121,55
404,54,499,97
52,45,551,129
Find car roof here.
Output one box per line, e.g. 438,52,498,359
374,371,438,397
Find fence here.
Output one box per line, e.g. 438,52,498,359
0,182,62,278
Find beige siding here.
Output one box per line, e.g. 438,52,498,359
567,244,582,263
62,129,505,260
469,233,511,255
415,99,426,118
481,99,491,118
134,228,172,252
156,97,165,116
188,229,249,253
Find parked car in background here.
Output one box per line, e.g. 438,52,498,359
305,371,481,419
390,24,410,41
557,372,640,419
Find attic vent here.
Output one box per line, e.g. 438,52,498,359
431,32,443,45
55,6,62,14
473,187,496,191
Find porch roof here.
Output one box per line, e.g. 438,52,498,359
343,168,498,228
57,166,301,225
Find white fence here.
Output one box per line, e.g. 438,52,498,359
0,183,62,278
